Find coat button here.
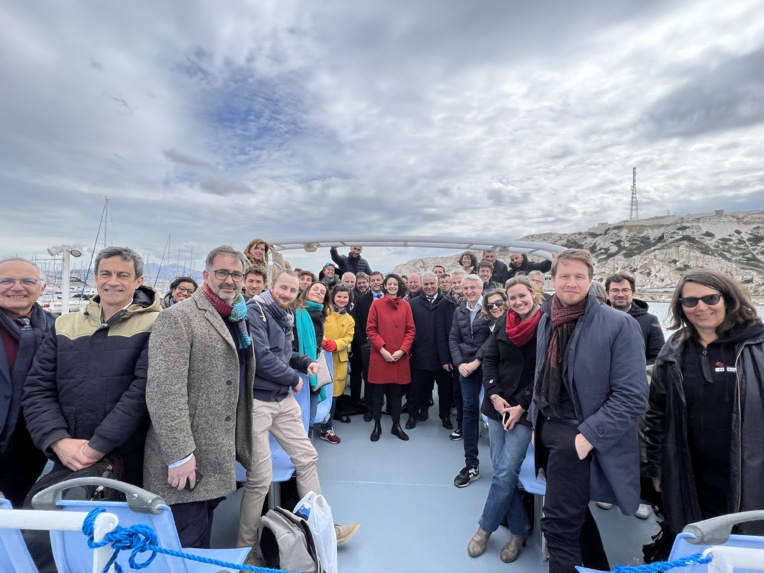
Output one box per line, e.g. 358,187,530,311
225,416,232,421
226,380,233,385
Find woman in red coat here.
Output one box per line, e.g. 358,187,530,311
366,273,416,442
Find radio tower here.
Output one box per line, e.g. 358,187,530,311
629,167,639,221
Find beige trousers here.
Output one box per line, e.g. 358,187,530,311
237,392,321,547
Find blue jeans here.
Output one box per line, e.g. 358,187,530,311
460,369,482,469
320,397,337,432
479,417,532,535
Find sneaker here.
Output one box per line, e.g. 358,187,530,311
635,503,651,520
320,429,341,444
454,466,479,488
449,427,463,441
335,522,360,545
595,502,613,510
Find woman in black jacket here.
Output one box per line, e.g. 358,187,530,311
645,269,764,535
467,276,542,563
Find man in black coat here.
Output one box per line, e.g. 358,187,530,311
483,250,509,285
351,271,385,420
406,273,452,430
507,252,552,280
330,246,372,275
0,258,56,507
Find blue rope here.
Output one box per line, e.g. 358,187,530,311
612,553,713,572
82,508,301,573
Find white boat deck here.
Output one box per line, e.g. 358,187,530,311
210,404,660,573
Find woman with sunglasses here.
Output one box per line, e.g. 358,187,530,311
481,289,508,330
468,277,541,563
645,269,764,537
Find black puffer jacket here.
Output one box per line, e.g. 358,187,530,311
22,286,160,461
480,313,537,425
626,299,665,365
448,301,491,366
507,255,551,280
330,248,372,275
645,322,764,534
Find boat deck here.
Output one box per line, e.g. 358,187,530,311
210,407,660,572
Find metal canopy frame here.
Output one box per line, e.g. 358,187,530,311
269,236,565,260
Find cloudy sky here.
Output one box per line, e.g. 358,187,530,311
2,0,763,275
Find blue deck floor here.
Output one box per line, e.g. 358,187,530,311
211,404,661,573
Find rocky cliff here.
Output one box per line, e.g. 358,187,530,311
395,209,764,295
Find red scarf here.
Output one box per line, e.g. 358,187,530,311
505,306,541,346
202,282,233,318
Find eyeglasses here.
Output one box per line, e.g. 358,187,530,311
213,270,245,282
680,294,722,308
174,286,195,294
0,277,40,287
608,288,633,295
486,300,505,309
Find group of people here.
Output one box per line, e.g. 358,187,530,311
1,240,763,573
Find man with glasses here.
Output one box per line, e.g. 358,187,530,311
143,245,255,548
161,276,198,309
605,271,665,365
0,258,55,507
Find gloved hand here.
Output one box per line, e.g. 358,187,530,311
322,339,338,352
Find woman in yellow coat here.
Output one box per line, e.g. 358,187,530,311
319,284,355,444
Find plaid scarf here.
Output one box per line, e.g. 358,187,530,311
202,283,251,349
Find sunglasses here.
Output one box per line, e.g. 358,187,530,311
679,294,722,308
486,300,505,309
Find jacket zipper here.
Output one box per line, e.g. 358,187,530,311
733,344,745,513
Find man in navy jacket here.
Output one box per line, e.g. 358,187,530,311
529,250,647,573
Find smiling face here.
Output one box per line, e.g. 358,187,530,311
407,274,421,293
483,251,497,263
272,274,300,309
462,279,482,305
249,242,267,262
342,273,356,289
96,256,144,315
0,259,45,315
299,273,314,292
171,281,196,303
370,274,383,292
384,277,399,298
422,276,438,297
486,293,506,319
307,282,327,304
203,253,244,304
551,259,592,307
478,266,492,283
451,275,464,295
681,282,726,338
461,254,473,268
323,265,335,278
244,273,265,298
349,246,363,258
333,290,350,310
507,283,536,320
356,277,369,293
607,279,634,311
438,275,451,292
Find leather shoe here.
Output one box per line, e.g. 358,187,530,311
441,417,453,430
500,532,529,563
363,411,372,422
391,424,409,441
370,421,382,442
418,410,429,421
467,527,490,557
405,416,417,430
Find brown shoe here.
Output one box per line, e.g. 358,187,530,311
467,527,491,557
500,532,529,563
335,522,360,545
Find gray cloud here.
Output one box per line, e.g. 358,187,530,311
162,148,214,168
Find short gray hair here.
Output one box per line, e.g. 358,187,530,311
205,245,247,271
0,257,44,280
462,273,482,287
421,271,437,282
450,269,465,278
95,246,144,278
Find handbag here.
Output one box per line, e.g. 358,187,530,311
314,350,334,390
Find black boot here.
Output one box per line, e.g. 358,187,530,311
405,415,417,430
391,422,409,441
370,419,382,442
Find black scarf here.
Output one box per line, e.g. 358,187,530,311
0,305,52,452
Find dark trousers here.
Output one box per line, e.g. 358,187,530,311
409,368,452,419
371,383,402,424
451,370,463,427
0,416,47,507
539,418,609,573
349,342,366,402
360,341,372,411
460,368,482,468
170,496,225,549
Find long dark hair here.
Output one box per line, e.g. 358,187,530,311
667,269,760,340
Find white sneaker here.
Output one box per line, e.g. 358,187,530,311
635,503,651,520
595,502,613,510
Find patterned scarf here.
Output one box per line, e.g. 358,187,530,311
202,283,251,349
505,305,541,347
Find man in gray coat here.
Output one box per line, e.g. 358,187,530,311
144,245,254,549
529,249,647,573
